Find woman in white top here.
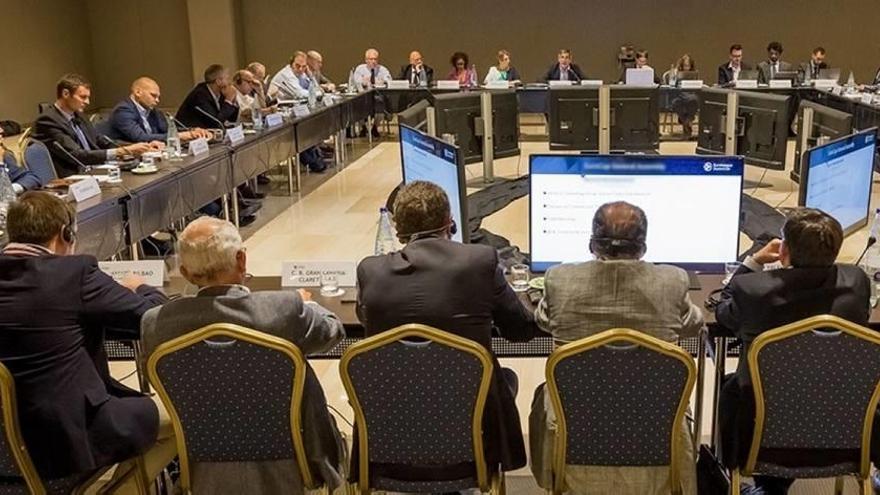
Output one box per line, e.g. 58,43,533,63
484,50,522,85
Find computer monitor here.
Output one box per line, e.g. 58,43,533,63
739,69,759,81
798,128,877,236
432,91,521,164
677,71,701,81
489,89,521,160
696,87,731,154
772,71,799,84
548,86,600,150
609,86,660,152
792,100,853,181
399,124,469,243
397,100,431,132
818,68,841,83
529,154,744,272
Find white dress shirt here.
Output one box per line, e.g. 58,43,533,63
269,65,309,99
350,63,392,90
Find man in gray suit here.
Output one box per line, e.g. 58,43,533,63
141,217,346,495
757,41,794,84
530,201,703,494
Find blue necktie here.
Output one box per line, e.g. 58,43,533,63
70,118,91,150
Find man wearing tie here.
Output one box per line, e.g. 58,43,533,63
350,48,392,138
797,47,829,84
33,73,153,177
175,64,240,130
541,49,586,82
757,41,794,84
398,50,434,87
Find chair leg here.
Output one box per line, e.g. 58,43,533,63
834,476,845,495
730,469,741,495
861,475,873,495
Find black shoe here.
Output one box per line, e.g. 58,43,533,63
238,214,257,227
308,166,327,174
257,174,271,185
238,183,265,200
371,125,380,138
239,201,263,217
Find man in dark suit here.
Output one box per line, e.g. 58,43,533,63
356,181,538,481
398,50,434,87
175,64,240,129
0,191,171,479
109,77,210,144
718,44,753,87
1,129,42,193
797,46,829,84
32,73,154,177
141,216,345,494
757,41,795,85
715,208,871,495
541,48,586,82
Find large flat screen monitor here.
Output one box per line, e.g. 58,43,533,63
548,86,600,150
399,124,469,243
791,100,853,182
799,128,877,236
530,154,744,272
432,91,520,164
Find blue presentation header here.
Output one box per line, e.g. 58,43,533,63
400,125,459,167
808,129,877,167
530,154,745,176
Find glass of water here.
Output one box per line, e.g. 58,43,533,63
320,273,341,297
106,165,121,183
510,264,530,292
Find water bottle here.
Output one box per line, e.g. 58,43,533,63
347,68,357,93
469,64,478,88
251,99,263,130
845,71,857,94
307,77,318,109
374,207,397,255
165,114,182,160
0,165,15,232
861,208,880,307
668,64,678,87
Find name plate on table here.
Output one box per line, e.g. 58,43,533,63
265,112,284,128
735,79,758,89
322,95,334,107
98,260,165,287
862,93,876,105
292,104,311,118
189,137,209,156
436,80,461,90
813,79,837,90
281,261,357,287
679,80,704,89
226,124,245,145
769,79,792,89
69,177,101,202
580,80,603,87
548,80,573,87
484,81,509,90
388,80,410,89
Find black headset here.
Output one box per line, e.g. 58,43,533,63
589,236,645,258
61,206,77,244
398,219,458,242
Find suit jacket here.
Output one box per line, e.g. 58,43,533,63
717,61,754,86
5,157,42,191
542,62,586,82
140,285,346,494
398,64,434,86
797,60,829,83
0,247,166,478
536,259,704,344
108,98,168,143
356,237,537,476
715,263,871,382
756,60,795,84
33,104,112,177
175,82,239,129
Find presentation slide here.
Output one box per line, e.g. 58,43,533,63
530,155,743,272
804,131,876,233
400,126,465,242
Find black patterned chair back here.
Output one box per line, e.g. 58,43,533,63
747,316,880,478
148,324,315,491
341,324,494,493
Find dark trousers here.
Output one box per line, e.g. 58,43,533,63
501,367,519,397
300,147,325,172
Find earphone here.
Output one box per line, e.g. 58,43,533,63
589,236,645,257
61,206,76,244
398,219,458,242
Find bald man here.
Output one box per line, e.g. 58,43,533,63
108,77,210,144
398,50,434,87
306,50,336,92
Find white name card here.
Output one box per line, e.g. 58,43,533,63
281,261,357,287
436,80,461,90
226,124,245,145
735,79,759,89
484,81,510,90
388,80,410,89
98,260,165,287
680,80,704,89
548,80,573,87
189,137,209,156
813,79,837,90
769,79,792,89
862,93,875,105
580,80,603,87
322,95,334,107
69,177,101,202
265,112,284,128
292,104,310,118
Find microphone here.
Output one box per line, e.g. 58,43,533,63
52,141,94,175
98,135,122,148
194,106,226,139
569,66,582,83
856,208,880,265
165,112,191,131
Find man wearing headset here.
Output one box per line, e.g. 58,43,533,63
356,180,538,481
0,192,172,481
530,201,702,493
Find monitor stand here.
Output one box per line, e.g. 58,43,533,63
687,271,702,290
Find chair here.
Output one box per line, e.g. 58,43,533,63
0,361,107,494
732,315,880,495
21,139,57,183
146,323,320,495
545,328,696,495
340,324,503,494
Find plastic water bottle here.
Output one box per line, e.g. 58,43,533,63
307,78,318,109
845,71,857,94
251,99,263,130
374,207,397,255
469,65,478,88
0,165,15,232
861,208,880,307
165,115,182,160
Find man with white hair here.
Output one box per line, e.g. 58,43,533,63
140,216,346,493
349,48,391,138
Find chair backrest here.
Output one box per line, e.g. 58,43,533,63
0,361,46,495
91,118,112,139
340,324,495,493
146,324,316,492
546,329,696,494
745,315,880,479
21,139,57,183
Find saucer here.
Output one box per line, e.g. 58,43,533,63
131,166,158,175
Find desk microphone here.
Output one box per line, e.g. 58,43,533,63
98,135,122,148
165,112,191,131
52,141,95,175
855,208,880,265
194,106,226,139
567,66,582,83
